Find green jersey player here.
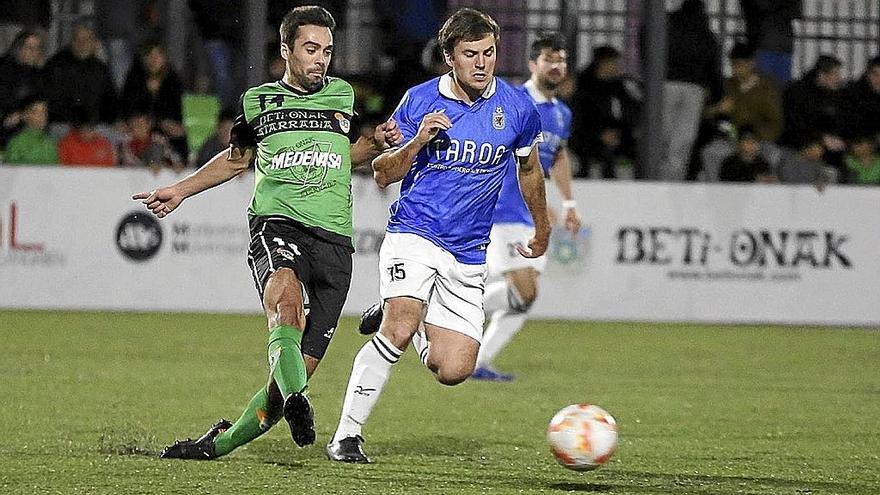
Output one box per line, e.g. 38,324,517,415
132,6,402,460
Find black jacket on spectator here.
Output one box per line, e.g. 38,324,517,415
122,61,184,123
780,71,845,147
0,55,44,119
739,0,801,53
665,0,723,102
843,76,880,140
43,48,117,123
569,67,640,168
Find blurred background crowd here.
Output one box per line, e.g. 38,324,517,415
0,0,878,185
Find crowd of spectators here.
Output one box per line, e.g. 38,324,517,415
0,0,878,187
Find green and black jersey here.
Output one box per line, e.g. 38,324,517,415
231,78,357,250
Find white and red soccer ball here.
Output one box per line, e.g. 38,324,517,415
546,404,618,471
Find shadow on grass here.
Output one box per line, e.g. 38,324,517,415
547,482,614,492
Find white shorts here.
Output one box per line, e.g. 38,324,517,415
486,223,547,278
379,232,486,342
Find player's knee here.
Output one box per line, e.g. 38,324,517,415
508,283,536,313
432,358,474,386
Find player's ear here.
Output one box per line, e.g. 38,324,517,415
528,59,537,74
443,49,453,68
280,43,290,62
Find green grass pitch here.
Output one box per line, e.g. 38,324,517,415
1,310,878,494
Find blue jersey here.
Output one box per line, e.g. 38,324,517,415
387,74,543,264
493,80,572,226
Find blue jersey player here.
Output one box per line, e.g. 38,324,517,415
474,33,582,381
327,8,550,463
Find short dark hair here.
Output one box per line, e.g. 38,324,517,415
867,55,880,71
529,32,565,61
280,6,336,45
438,8,500,55
814,54,842,74
729,41,755,61
591,45,620,65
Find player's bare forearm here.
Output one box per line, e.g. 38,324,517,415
133,147,253,218
371,137,426,188
549,146,573,201
518,150,551,238
351,136,382,168
177,147,254,198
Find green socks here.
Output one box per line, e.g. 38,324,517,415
211,325,307,457
267,325,308,398
213,387,282,456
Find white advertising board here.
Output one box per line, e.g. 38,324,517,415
1,166,877,326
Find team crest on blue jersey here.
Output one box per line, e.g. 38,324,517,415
493,106,505,130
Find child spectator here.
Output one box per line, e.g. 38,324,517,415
843,135,880,185
776,133,831,188
58,105,115,166
119,111,183,172
718,126,773,182
3,97,56,165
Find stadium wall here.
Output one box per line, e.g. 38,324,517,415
1,166,878,326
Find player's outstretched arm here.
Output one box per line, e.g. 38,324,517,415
351,119,403,168
517,148,551,258
131,147,254,218
548,145,582,236
371,110,451,188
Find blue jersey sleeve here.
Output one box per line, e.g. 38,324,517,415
514,103,543,158
560,103,573,142
391,91,419,144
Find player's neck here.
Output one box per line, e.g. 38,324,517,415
530,76,557,100
451,73,488,105
282,73,323,94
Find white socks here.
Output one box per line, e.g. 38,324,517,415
478,279,529,369
477,309,527,368
411,326,429,366
332,333,402,443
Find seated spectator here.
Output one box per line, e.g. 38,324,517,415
776,133,830,187
193,108,234,167
0,29,45,146
58,105,115,167
119,112,184,172
843,134,880,185
43,22,117,124
718,126,773,182
122,41,188,161
843,56,880,141
780,55,846,168
569,45,639,178
3,97,57,165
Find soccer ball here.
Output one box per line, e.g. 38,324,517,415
546,404,618,471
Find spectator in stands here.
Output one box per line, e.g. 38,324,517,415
119,111,183,172
780,55,846,168
193,108,234,167
0,29,45,146
188,0,244,110
718,126,773,182
843,56,880,141
739,0,801,86
700,42,783,180
654,0,723,181
95,0,153,90
569,45,639,178
122,41,187,161
843,134,880,185
776,133,830,187
43,22,117,124
58,105,115,167
4,97,57,165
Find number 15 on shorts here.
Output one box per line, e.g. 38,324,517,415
387,262,406,281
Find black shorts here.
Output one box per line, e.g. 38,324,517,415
247,216,353,359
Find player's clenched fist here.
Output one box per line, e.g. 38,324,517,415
415,110,452,145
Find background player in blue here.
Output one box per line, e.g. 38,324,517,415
327,8,550,463
474,33,582,381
